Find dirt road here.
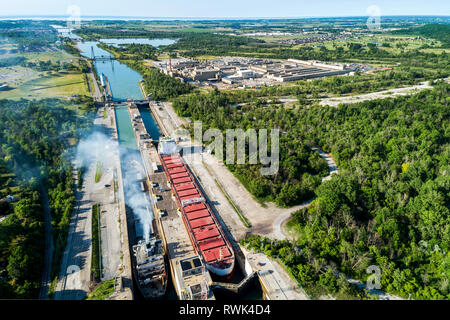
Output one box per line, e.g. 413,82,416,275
319,81,433,107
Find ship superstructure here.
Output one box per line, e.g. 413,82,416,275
132,236,167,299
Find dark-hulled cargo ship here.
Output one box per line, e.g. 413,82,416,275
131,216,168,299
157,137,235,278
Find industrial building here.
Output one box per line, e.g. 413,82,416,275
190,68,221,81
151,56,354,88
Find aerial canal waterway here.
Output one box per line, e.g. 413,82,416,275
77,40,162,141
77,38,175,101
114,105,139,149
78,41,143,101
77,39,261,300
78,39,175,299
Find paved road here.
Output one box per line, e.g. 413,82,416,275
38,185,54,300
82,58,102,102
53,162,93,300
243,248,309,300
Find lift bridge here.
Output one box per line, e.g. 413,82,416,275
90,46,115,61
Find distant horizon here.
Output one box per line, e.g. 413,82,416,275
2,0,449,19
1,14,449,21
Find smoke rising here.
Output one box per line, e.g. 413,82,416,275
75,131,116,170
121,152,154,242
75,131,153,242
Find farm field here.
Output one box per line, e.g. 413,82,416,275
0,50,89,99
1,71,89,99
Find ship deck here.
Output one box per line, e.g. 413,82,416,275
128,104,214,300
159,154,234,266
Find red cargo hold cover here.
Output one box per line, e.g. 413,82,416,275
175,183,195,191
164,158,181,164
180,194,201,202
169,167,186,174
198,238,225,251
194,226,220,241
189,216,214,229
184,203,207,213
172,177,191,184
170,172,189,179
178,188,199,197
166,163,183,169
186,209,210,220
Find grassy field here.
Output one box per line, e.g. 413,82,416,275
0,50,90,100
94,161,102,183
194,55,219,60
16,51,74,63
310,34,444,55
157,53,170,60
420,47,450,54
1,71,89,99
285,33,446,59
91,204,101,280
178,27,218,33
86,279,115,300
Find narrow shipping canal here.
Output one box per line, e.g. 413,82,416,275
77,40,261,300
77,41,172,299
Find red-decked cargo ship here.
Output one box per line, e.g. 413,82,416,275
158,138,235,277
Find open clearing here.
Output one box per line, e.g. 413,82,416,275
1,70,89,99
0,49,89,100
319,80,435,107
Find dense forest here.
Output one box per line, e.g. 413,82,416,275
123,60,194,100
394,24,450,47
0,99,91,298
244,83,449,299
241,235,371,299
173,89,329,206
1,19,447,300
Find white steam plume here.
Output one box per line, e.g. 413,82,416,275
75,131,153,242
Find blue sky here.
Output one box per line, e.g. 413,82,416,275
1,0,449,18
